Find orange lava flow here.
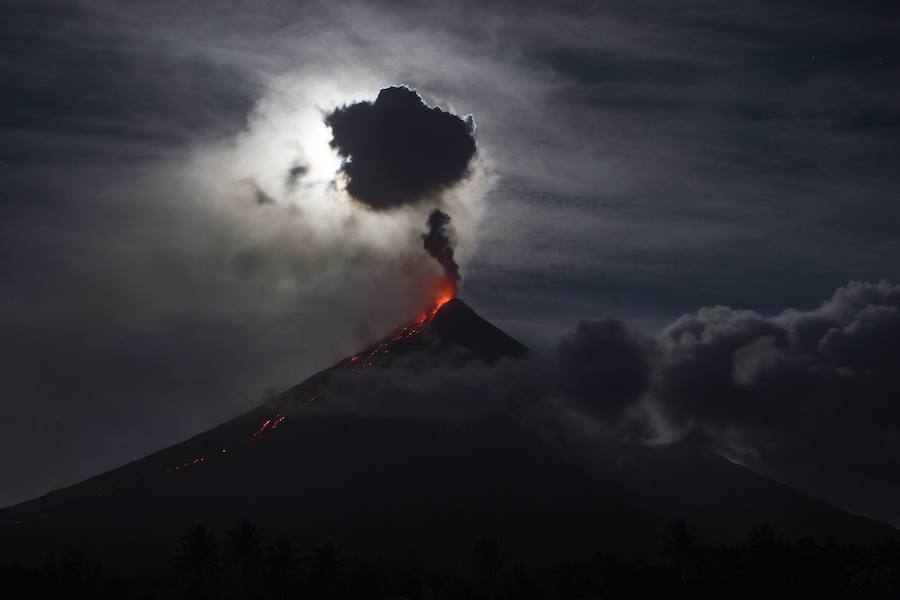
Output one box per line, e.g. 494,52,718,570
170,455,207,472
251,413,286,439
252,418,272,438
351,291,453,373
167,411,287,475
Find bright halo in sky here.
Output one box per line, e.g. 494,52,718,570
235,75,386,212
293,106,342,183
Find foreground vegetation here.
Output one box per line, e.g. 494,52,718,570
2,520,898,599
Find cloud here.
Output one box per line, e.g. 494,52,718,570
554,319,655,421
325,86,477,210
552,280,900,525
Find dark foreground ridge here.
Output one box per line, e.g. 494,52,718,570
1,299,896,591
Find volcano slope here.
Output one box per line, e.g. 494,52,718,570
1,299,895,569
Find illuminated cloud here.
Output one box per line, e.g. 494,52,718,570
553,280,900,525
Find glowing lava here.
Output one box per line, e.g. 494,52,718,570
169,293,454,476
169,455,207,472
252,418,272,438
30,294,458,525
351,292,453,373
433,276,456,309
251,413,287,439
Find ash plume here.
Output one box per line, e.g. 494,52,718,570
422,209,461,287
325,86,477,210
549,280,900,525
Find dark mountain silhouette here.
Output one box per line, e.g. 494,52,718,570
0,299,895,570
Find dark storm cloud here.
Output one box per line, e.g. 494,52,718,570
554,319,654,421
325,86,477,210
1,1,266,510
0,2,257,166
538,47,705,86
422,209,461,285
461,0,900,336
653,280,900,428
553,280,900,525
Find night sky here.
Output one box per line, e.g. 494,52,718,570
2,0,900,528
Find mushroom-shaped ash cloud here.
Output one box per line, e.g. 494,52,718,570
325,86,476,210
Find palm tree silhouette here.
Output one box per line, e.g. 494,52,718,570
224,519,264,596
309,543,343,599
661,520,697,599
848,549,896,598
265,538,299,599
747,521,787,588
173,524,219,599
471,538,505,600
56,545,101,596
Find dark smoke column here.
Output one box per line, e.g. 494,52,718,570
325,86,476,301
422,209,461,295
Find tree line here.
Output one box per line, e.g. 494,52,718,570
1,519,898,599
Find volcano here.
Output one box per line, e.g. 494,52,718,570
1,299,895,569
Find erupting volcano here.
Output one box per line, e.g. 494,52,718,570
0,298,893,570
